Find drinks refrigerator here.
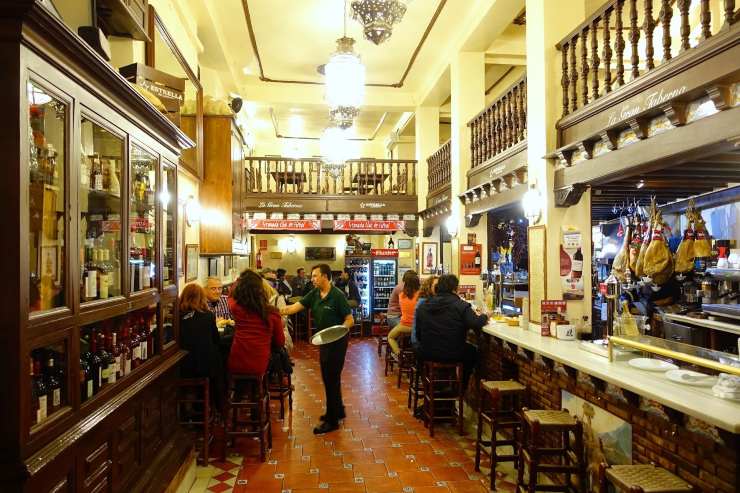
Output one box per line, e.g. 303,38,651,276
345,255,371,320
371,254,398,320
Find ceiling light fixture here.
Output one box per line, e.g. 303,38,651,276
636,179,645,189
351,0,408,45
320,125,356,179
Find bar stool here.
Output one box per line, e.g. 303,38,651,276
223,373,271,462
598,463,696,493
176,377,213,465
517,408,586,493
407,354,424,412
396,336,415,388
373,313,390,358
268,366,293,420
422,361,464,437
475,380,527,490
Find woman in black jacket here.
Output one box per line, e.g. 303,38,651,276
415,274,488,388
179,283,224,411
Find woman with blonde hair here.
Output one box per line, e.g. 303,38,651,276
387,270,421,354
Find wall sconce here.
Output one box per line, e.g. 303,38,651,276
522,184,543,224
286,234,297,254
184,196,202,226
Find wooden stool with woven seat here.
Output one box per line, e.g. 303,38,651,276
475,380,527,490
396,337,416,388
268,366,293,420
598,464,696,493
176,377,213,465
407,354,424,412
373,313,390,358
223,373,271,462
517,408,586,493
422,361,464,437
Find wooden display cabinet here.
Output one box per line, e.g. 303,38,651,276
0,2,192,491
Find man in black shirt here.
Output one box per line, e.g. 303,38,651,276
281,264,354,434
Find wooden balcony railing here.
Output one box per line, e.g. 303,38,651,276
427,139,451,195
468,73,527,169
243,157,417,196
557,0,738,117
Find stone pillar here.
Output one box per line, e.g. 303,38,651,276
526,0,592,323
450,52,486,291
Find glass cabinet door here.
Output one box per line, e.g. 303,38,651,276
28,82,67,313
79,118,124,302
162,163,176,287
129,145,157,292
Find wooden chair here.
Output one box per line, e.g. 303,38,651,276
176,377,213,465
407,353,424,412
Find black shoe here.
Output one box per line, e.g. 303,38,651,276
320,410,346,422
313,421,340,434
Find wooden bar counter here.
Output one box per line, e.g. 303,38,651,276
479,322,739,492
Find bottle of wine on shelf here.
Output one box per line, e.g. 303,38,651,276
121,327,132,376
129,323,141,370
45,355,61,414
86,332,102,395
109,330,120,383
80,358,92,403
32,357,48,425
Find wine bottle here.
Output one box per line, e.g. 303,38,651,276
572,248,583,279
86,332,102,395
96,330,111,387
111,331,122,381
30,357,39,426
79,358,92,403
45,355,61,414
33,358,48,424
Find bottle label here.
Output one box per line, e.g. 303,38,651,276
99,274,108,298
115,356,121,377
133,346,141,361
140,341,147,361
124,358,131,376
108,368,116,385
38,395,47,422
87,380,93,399
96,368,102,388
101,365,109,381
53,388,61,408
571,260,583,271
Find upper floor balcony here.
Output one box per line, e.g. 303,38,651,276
553,0,740,196
237,156,419,216
426,139,451,205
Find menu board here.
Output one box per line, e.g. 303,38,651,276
527,225,546,324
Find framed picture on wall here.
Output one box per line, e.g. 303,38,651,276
185,244,199,282
421,242,437,274
208,257,219,277
397,238,412,249
305,246,335,261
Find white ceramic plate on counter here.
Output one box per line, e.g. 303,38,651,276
628,358,678,372
664,369,717,387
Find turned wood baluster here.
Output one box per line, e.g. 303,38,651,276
561,43,570,116
724,0,736,28
508,92,515,146
478,115,485,164
615,0,626,86
644,0,656,69
700,0,712,39
520,80,527,139
603,8,613,93
495,101,503,154
570,35,579,112
411,161,416,195
475,120,481,166
659,0,673,61
511,86,520,144
504,95,511,149
581,26,590,106
591,18,600,101
470,121,476,167
677,0,691,52
630,0,640,79
489,105,496,158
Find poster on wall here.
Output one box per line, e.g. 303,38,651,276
421,242,437,274
459,244,482,275
560,228,584,300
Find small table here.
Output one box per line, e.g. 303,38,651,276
271,171,306,192
352,172,389,194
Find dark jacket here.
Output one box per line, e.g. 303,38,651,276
180,310,221,378
416,293,488,361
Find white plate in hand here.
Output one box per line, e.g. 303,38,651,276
628,358,678,372
664,369,717,387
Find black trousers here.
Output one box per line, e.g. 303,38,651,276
319,334,348,423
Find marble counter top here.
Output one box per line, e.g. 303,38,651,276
482,322,740,433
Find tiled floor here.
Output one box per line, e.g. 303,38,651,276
188,338,518,493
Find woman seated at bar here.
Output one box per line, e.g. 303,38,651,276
411,275,438,351
228,270,285,376
415,274,488,388
179,283,224,410
388,270,420,354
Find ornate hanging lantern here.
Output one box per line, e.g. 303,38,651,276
351,0,407,45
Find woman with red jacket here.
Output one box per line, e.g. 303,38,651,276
228,270,285,375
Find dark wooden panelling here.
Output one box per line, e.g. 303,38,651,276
140,389,162,463
82,440,112,493
113,414,140,491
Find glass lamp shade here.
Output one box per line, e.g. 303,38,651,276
320,126,358,179
325,37,366,110
522,186,543,223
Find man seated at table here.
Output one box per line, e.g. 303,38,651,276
205,277,233,322
290,267,309,296
336,268,361,304
415,274,488,390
